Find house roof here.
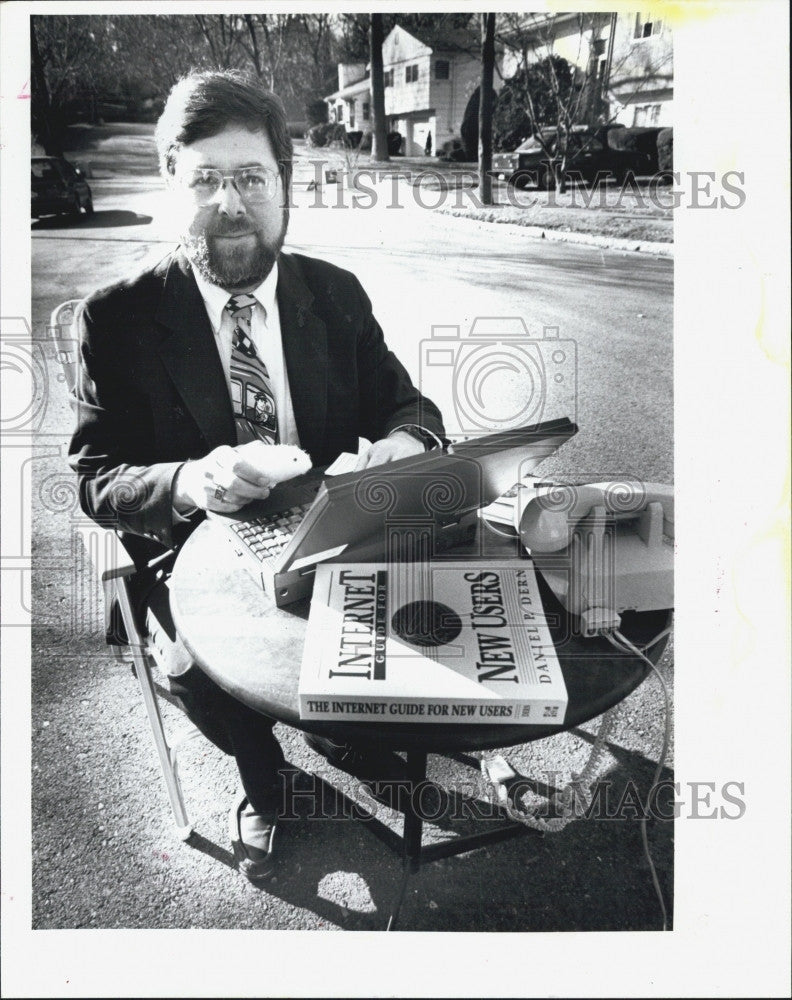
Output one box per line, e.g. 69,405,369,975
496,11,597,44
400,23,479,54
324,76,372,102
323,21,482,100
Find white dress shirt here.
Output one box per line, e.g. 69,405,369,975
174,264,441,523
193,263,300,447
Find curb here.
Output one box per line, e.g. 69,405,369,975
434,208,673,257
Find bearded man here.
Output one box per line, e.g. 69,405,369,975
69,70,445,881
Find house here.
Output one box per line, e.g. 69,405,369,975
324,23,492,156
607,11,673,127
499,10,673,128
325,63,371,132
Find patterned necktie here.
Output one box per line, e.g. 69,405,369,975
225,293,279,445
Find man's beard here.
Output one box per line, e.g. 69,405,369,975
183,214,288,291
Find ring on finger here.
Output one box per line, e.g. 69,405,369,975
213,484,227,501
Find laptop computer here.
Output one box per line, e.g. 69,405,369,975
208,417,577,606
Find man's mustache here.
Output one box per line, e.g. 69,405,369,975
206,224,259,238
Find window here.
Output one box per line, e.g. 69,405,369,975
31,160,59,181
634,13,663,39
384,69,394,88
569,134,604,153
435,59,450,80
633,103,662,126
405,64,418,84
595,54,607,96
336,104,343,123
349,105,355,129
362,103,370,122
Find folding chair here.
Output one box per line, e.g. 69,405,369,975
50,299,197,840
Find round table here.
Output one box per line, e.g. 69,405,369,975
171,519,672,926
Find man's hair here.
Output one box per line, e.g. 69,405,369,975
155,70,293,188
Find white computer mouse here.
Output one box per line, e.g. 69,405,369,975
238,442,312,485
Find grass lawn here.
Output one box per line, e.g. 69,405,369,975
293,142,672,244
435,198,672,243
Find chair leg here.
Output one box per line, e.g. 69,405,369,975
386,864,414,931
114,581,192,840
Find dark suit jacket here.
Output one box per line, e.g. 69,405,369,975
69,248,444,567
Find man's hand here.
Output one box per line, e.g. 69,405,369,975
173,442,310,513
354,431,425,471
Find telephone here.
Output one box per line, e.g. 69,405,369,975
517,482,674,636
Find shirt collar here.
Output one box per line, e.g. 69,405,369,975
192,261,279,335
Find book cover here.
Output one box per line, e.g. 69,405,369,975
299,560,567,725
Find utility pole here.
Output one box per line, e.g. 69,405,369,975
370,13,390,163
478,12,496,205
599,12,618,122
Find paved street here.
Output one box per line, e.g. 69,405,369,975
30,169,673,931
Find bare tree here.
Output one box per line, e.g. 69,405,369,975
297,13,334,91
478,13,496,205
250,14,294,91
109,16,209,91
369,14,389,163
31,15,118,152
517,14,591,193
193,14,246,71
31,18,58,153
240,15,335,102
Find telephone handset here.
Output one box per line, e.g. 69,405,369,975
519,483,674,553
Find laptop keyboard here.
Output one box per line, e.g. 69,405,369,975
228,502,312,564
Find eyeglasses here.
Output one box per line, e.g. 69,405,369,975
177,166,279,206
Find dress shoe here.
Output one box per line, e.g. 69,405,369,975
303,733,407,783
229,791,277,883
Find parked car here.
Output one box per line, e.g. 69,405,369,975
31,156,93,218
493,126,631,189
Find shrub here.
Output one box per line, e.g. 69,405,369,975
306,123,327,148
306,122,347,148
387,130,403,155
438,137,468,162
305,99,329,127
493,58,574,153
346,130,364,149
460,88,482,160
358,131,372,152
657,128,673,174
288,121,307,139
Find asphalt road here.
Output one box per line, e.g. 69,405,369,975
30,171,674,933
